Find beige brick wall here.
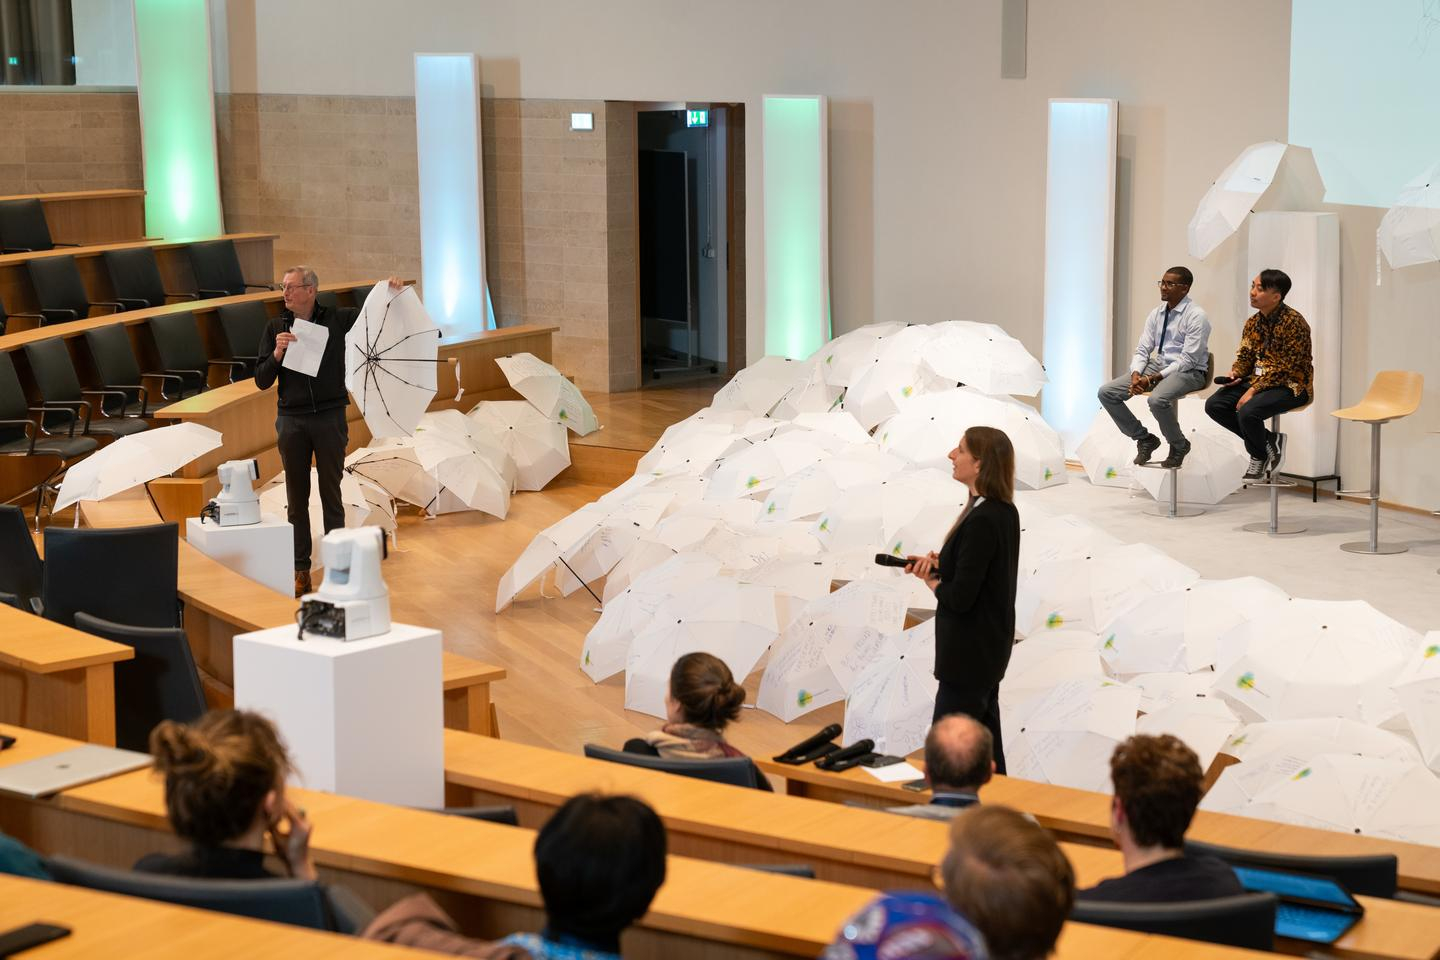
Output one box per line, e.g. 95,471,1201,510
605,102,639,392
0,92,142,195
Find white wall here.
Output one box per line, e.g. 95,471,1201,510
71,0,135,86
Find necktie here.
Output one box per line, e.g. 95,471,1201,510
1158,307,1172,355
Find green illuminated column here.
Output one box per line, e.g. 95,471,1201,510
133,0,224,239
763,95,831,359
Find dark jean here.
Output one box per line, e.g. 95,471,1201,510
1204,381,1310,460
933,682,1005,775
276,407,348,570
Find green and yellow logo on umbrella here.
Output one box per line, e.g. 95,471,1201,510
1236,671,1258,692
796,690,814,707
1105,467,1118,479
745,475,762,489
818,518,830,532
1043,467,1054,480
1291,767,1311,781
558,409,570,421
1045,613,1065,629
766,501,777,514
891,542,903,556
1102,634,1116,651
1425,644,1439,659
900,385,913,398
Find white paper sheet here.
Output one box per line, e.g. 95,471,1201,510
281,317,329,377
863,760,924,782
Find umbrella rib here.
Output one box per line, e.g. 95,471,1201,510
373,329,442,357
555,555,603,605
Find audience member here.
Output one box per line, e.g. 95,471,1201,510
0,831,48,880
134,710,315,881
1076,734,1242,903
823,890,989,960
939,806,1074,960
629,652,748,759
366,793,667,960
886,715,994,820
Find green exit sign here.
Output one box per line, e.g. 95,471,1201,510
686,109,709,128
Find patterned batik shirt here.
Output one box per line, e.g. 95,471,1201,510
1231,303,1313,398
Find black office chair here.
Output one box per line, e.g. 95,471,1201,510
85,323,191,409
188,239,274,298
740,863,816,879
148,311,247,390
42,523,179,628
27,255,124,326
0,352,97,527
1070,893,1277,951
348,286,371,314
0,198,76,253
316,291,339,311
74,612,206,753
23,338,149,440
0,294,45,336
103,247,200,310
0,504,44,614
584,743,770,791
216,301,271,376
434,805,520,826
1184,839,1399,899
45,856,373,934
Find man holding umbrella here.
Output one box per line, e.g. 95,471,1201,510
256,268,402,596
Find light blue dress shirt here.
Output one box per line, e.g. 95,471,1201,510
1128,295,1211,378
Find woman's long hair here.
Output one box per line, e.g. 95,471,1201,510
947,425,1017,539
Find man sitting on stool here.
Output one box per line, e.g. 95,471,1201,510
1097,266,1211,469
1205,269,1313,481
886,715,994,821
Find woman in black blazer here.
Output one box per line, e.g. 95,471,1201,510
905,426,1020,773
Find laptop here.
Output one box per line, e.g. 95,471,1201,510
1232,864,1365,945
0,745,151,799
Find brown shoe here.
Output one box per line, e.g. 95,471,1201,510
294,569,313,598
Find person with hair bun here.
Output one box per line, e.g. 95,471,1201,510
135,709,316,882
635,652,748,760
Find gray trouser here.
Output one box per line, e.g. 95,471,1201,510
1097,363,1208,448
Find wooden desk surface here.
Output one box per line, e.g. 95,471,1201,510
0,231,278,270
0,605,132,674
0,188,145,203
0,873,439,960
759,757,1440,896
0,722,85,767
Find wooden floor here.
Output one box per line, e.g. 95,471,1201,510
382,378,847,759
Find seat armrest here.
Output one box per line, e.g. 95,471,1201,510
0,418,38,454
81,388,134,417
142,370,188,400
52,241,80,247
244,281,278,291
195,287,231,299
38,400,91,434
30,405,78,436
208,358,248,382
2,245,35,254
89,301,126,314
113,297,151,310
164,291,201,302
95,384,150,417
39,307,80,324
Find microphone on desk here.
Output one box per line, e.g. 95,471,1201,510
772,724,842,766
873,553,910,568
815,739,875,772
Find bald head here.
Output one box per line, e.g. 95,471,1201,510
925,715,994,793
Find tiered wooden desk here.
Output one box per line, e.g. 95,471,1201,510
0,606,131,745
0,188,147,246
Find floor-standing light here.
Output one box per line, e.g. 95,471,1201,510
763,95,830,361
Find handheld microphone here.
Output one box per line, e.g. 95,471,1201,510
1214,376,1235,385
815,738,875,771
772,724,842,765
874,553,910,568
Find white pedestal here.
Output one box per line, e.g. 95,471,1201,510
186,513,294,596
233,623,444,808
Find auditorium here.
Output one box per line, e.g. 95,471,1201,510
3,2,1440,957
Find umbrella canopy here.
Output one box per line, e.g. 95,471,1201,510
580,552,723,682
1136,695,1243,772
1075,410,1141,489
705,431,838,501
842,356,948,431
711,355,812,416
1378,159,1440,269
259,468,374,571
1016,513,1121,575
403,411,515,518
551,488,676,596
922,321,1047,397
842,618,939,756
345,437,425,498
1392,636,1440,773
622,578,780,718
1015,543,1199,638
809,468,967,556
1220,718,1424,767
496,503,620,612
636,429,739,479
1131,426,1249,505
1186,140,1286,259
1101,577,1292,676
54,423,221,510
1005,677,1141,793
738,555,836,628
495,351,599,435
809,322,907,387
1000,630,1108,708
345,282,442,438
759,450,902,524
467,400,570,491
1211,599,1420,725
770,363,844,419
757,580,909,722
789,411,873,445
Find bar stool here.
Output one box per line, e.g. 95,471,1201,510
1243,408,1308,537
1332,370,1424,555
1136,353,1214,520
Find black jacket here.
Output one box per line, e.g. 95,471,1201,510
932,497,1020,692
254,303,358,416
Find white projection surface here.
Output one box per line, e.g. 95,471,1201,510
1290,0,1440,207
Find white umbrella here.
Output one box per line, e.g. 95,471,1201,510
842,356,947,431
759,451,902,524
467,400,570,491
1131,426,1249,506
1136,696,1242,772
1378,159,1440,269
711,355,811,415
1186,141,1287,259
1015,544,1199,638
1000,630,1108,707
705,431,837,501
1016,513,1121,576
551,489,676,597
346,282,442,438
1005,677,1141,793
1101,577,1292,676
635,429,738,479
809,468,966,556
1212,599,1420,726
1126,671,1216,713
1075,409,1141,489
738,555,836,628
770,363,844,419
495,503,616,612
922,321,1047,398
622,578,780,718
495,351,599,435
789,411,873,445
54,423,222,511
809,321,907,387
344,437,424,498
580,553,723,682
757,580,909,722
1220,718,1424,767
1392,637,1440,773
878,388,1067,491
842,618,938,756
259,468,374,571
404,412,515,518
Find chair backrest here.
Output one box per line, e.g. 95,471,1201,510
44,855,337,930
216,301,271,360
103,247,168,309
42,523,180,628
24,337,85,404
435,805,520,826
1365,370,1425,420
1070,892,1277,951
0,198,55,252
349,287,371,311
0,352,32,440
84,324,145,407
148,311,209,372
0,504,43,614
1184,838,1398,899
316,291,339,311
583,743,766,790
187,239,246,297
27,255,90,318
74,611,206,753
740,863,816,879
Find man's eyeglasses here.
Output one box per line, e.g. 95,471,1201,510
281,284,314,294
1156,279,1187,288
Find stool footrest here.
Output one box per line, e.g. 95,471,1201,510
1338,489,1379,499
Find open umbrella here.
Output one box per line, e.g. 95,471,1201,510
922,321,1047,397
738,555,836,628
1220,718,1424,767
1016,513,1121,576
842,356,947,431
705,431,837,502
842,618,938,756
1131,426,1249,506
1378,159,1440,269
344,437,425,499
1185,141,1329,259
1005,677,1141,793
770,363,844,419
346,282,442,438
495,352,599,435
580,552,723,682
54,423,221,511
1391,637,1440,773
759,450,902,524
467,400,570,491
809,468,966,556
1075,413,1141,489
1015,544,1199,638
711,355,811,416
1136,696,1242,772
403,411,515,518
810,321,907,387
999,631,1109,708
1101,577,1292,676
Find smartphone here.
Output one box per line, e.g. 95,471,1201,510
900,778,930,793
858,754,906,768
0,923,72,957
